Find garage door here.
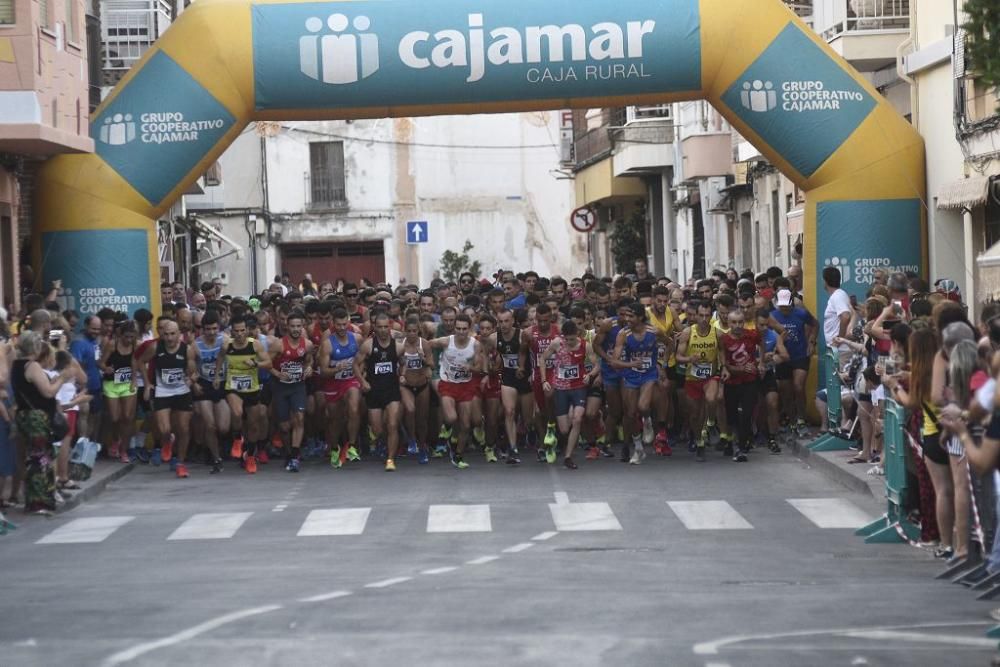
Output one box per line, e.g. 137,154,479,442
281,241,385,286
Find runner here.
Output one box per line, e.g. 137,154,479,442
98,320,137,464
319,307,363,468
191,310,228,473
594,300,632,460
611,303,660,465
771,288,818,437
220,316,272,474
521,303,560,463
137,317,197,478
476,314,503,463
720,309,766,462
493,308,531,465
646,285,675,455
428,314,486,469
540,320,600,469
354,312,404,472
400,314,434,465
676,301,722,463
756,307,788,454
268,310,314,472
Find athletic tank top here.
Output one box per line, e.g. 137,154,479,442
530,324,559,382
329,332,358,381
366,336,399,392
600,319,624,373
551,339,587,391
276,336,307,384
154,340,190,397
225,340,260,393
195,334,224,382
686,326,719,380
402,338,426,373
623,329,657,377
439,336,476,384
497,329,522,383
257,334,271,383
107,345,134,385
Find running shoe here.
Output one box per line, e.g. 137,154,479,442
451,454,469,470
654,429,668,454
407,438,419,456
385,458,396,472
536,447,546,463
719,433,733,453
506,450,521,465
629,443,646,465
118,449,130,464
484,446,498,463
619,444,630,463
544,443,557,465
706,422,721,447
660,442,672,457
108,441,120,460
733,447,748,463
286,457,301,473
169,457,179,472
346,445,361,462
133,446,150,464
596,434,607,447
695,446,706,463
543,424,557,448
257,449,270,464
433,443,447,458
641,418,655,445
161,436,174,463
585,446,600,460
175,463,189,478
367,426,377,443
768,439,782,455
473,426,486,447
417,448,429,465
439,425,452,442
564,457,578,470
245,455,258,475
329,446,342,469
210,459,224,474
600,444,615,458
150,448,162,466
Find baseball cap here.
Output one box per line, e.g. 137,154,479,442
247,297,261,313
776,289,793,307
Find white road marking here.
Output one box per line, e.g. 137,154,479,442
167,512,252,540
705,662,732,667
503,543,535,553
421,566,459,575
297,508,371,536
786,498,874,529
842,630,998,648
532,531,558,541
272,504,288,513
102,604,282,666
299,590,352,603
667,501,753,530
549,502,622,531
466,555,500,565
37,516,134,544
427,504,491,533
553,491,570,505
365,576,412,589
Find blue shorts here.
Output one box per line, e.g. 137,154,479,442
554,388,587,417
273,382,307,422
600,365,621,388
623,370,657,391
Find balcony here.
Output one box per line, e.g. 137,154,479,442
681,133,733,181
101,0,171,79
612,106,674,177
814,0,910,71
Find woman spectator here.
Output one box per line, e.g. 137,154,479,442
50,349,89,495
99,320,138,463
0,318,15,525
10,333,75,515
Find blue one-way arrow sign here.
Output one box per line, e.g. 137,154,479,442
406,221,428,245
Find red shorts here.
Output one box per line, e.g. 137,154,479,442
438,380,478,404
323,377,361,403
532,379,553,411
684,378,718,401
64,410,79,441
480,378,502,401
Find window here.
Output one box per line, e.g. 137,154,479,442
39,0,50,29
308,141,347,208
771,189,781,255
0,0,13,25
65,0,78,41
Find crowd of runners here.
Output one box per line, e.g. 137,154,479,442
3,259,998,555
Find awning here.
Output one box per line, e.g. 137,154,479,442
937,175,992,210
787,208,805,236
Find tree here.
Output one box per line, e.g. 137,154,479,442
610,201,648,275
963,0,1000,110
439,240,482,282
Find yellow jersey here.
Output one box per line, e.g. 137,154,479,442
686,325,719,380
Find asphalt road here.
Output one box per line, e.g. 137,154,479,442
1,446,996,667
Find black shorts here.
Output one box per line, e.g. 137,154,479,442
586,381,605,401
922,432,950,466
227,390,261,407
258,381,272,406
760,370,778,394
195,379,226,403
366,387,402,411
554,388,587,416
273,382,307,422
502,373,533,395
775,357,810,381
152,393,193,413
403,382,429,396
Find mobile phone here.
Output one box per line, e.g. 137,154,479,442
49,329,64,340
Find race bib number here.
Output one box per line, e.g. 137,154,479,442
406,358,423,371
200,363,217,380
657,343,669,364
282,362,304,382
451,368,472,382
502,354,519,370
114,368,132,384
637,356,653,372
374,361,393,375
557,365,581,381
232,375,253,392
94,347,101,361
334,367,354,380
693,363,713,380
160,368,184,386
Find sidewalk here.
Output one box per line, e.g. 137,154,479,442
57,459,135,513
787,434,885,500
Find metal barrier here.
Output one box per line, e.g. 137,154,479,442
808,348,853,452
855,398,920,543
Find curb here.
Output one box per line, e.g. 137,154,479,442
58,462,135,513
787,437,883,499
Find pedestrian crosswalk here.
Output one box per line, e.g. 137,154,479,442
32,498,875,545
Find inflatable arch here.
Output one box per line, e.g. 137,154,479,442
35,0,925,332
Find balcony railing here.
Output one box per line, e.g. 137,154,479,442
101,0,171,70
573,107,625,168
304,171,348,211
818,0,909,41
